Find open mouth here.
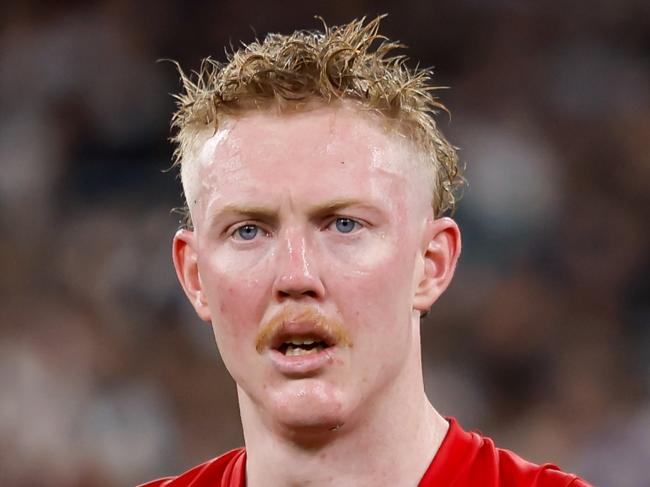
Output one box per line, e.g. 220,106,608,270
272,335,334,357
277,338,331,356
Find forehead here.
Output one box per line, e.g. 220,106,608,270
202,103,415,168
186,103,431,220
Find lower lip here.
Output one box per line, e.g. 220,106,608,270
268,347,336,376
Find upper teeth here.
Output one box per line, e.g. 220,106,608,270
285,345,324,356
286,337,316,345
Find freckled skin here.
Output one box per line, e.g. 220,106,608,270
173,102,461,486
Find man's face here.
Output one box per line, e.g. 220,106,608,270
176,103,441,432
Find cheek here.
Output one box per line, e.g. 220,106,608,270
329,251,416,388
324,220,416,309
327,239,416,330
200,255,272,349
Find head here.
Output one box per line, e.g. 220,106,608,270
171,16,463,227
171,17,463,437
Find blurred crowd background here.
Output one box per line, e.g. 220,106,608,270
1,1,648,486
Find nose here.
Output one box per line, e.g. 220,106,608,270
272,230,325,302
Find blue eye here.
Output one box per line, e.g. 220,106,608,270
235,224,259,240
333,218,359,233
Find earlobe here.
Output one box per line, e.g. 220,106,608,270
172,229,212,323
413,217,461,313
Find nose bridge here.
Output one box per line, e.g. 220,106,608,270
273,225,323,299
284,226,309,271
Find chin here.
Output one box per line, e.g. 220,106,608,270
267,380,351,434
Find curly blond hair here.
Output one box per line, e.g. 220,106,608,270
170,16,463,227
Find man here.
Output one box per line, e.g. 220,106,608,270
140,17,591,487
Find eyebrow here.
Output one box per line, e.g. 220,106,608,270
307,198,368,216
212,204,280,223
208,198,379,228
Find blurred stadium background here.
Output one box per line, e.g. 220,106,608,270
1,1,648,485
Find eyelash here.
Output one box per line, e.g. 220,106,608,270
227,216,365,241
326,217,363,234
229,223,268,241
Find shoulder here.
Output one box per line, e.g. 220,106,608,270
419,418,593,487
493,443,592,487
136,448,246,487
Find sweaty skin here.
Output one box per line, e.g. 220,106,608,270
173,102,461,487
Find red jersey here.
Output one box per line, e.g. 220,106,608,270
138,418,591,486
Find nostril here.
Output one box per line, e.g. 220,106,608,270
273,265,325,300
277,289,319,299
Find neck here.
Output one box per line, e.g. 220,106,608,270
239,332,448,487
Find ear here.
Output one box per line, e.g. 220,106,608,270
413,217,461,313
172,229,212,323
